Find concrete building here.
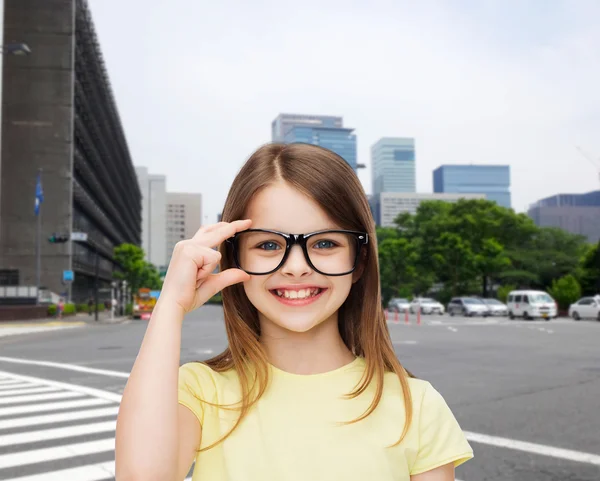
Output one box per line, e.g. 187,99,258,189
271,113,357,169
0,0,141,301
527,191,600,243
166,193,202,266
433,165,511,209
376,192,486,227
371,138,416,195
135,167,166,269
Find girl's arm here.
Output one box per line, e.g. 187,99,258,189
411,463,455,481
115,220,251,481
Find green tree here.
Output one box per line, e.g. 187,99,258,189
548,274,581,310
378,237,419,304
578,241,600,295
113,244,162,291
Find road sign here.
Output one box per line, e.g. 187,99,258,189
63,270,74,282
71,232,88,242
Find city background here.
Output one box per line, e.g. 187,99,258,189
0,1,598,481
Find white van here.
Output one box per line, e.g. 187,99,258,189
506,290,557,320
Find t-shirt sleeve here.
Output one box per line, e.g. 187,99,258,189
178,363,209,427
410,382,474,475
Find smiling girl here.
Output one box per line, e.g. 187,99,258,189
115,143,473,481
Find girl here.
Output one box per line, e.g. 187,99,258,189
115,143,473,481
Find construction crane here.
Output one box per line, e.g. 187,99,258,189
575,146,600,184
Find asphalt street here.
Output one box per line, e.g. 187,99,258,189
0,306,598,481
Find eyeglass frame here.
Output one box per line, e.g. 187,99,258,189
226,228,369,276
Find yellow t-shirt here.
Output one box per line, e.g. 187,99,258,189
178,357,473,480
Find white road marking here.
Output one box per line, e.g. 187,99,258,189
0,438,115,469
194,348,214,355
0,379,27,386
2,461,116,481
465,431,600,466
0,420,116,447
393,340,418,345
448,327,459,332
0,398,110,417
0,391,84,405
0,370,122,402
0,356,130,379
0,386,60,397
0,406,120,429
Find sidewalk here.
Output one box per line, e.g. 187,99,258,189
0,311,130,326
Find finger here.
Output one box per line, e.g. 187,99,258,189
197,219,252,248
196,268,250,300
196,259,220,280
193,222,228,239
172,242,221,272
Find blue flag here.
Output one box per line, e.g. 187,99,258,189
34,172,43,216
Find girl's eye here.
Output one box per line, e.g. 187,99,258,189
314,240,336,249
258,241,281,251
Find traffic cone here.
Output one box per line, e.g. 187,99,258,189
394,310,399,324
405,310,409,324
384,309,389,321
417,309,421,325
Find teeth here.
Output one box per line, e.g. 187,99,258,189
274,288,321,299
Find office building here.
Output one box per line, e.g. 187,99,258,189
271,113,357,169
433,165,511,209
375,192,485,227
371,138,416,195
135,167,167,269
527,191,600,243
0,0,141,301
166,192,202,265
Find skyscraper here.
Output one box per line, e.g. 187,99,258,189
433,165,511,209
166,192,202,266
135,167,167,269
271,114,357,169
371,138,416,195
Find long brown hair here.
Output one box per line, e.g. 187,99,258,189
201,143,413,450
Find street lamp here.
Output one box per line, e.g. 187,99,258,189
0,43,31,56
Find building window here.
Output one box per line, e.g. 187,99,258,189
393,150,415,162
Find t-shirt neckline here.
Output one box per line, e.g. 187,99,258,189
268,356,364,379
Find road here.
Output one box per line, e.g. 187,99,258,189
0,306,598,480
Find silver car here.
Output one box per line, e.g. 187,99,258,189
482,298,509,316
447,297,490,317
388,298,410,313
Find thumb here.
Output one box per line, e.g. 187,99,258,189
196,268,250,301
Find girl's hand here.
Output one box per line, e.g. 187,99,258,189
160,219,251,314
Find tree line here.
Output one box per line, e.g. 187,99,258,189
377,199,600,308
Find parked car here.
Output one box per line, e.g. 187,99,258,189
387,298,411,313
568,295,600,321
481,298,509,316
447,297,490,317
410,297,445,315
506,290,557,320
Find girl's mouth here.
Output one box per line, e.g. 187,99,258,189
269,287,326,306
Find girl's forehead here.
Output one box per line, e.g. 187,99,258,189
245,183,340,232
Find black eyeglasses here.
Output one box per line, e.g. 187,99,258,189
226,229,368,276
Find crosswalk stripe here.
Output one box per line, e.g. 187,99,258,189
0,420,116,447
1,460,116,481
0,386,60,397
0,383,32,391
0,438,114,469
0,391,84,405
0,379,26,387
0,406,120,430
0,398,111,417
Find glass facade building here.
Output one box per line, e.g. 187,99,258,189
271,114,357,169
433,165,511,209
371,138,416,196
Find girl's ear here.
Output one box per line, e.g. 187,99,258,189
352,248,368,284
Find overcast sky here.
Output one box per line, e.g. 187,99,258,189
89,0,600,223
